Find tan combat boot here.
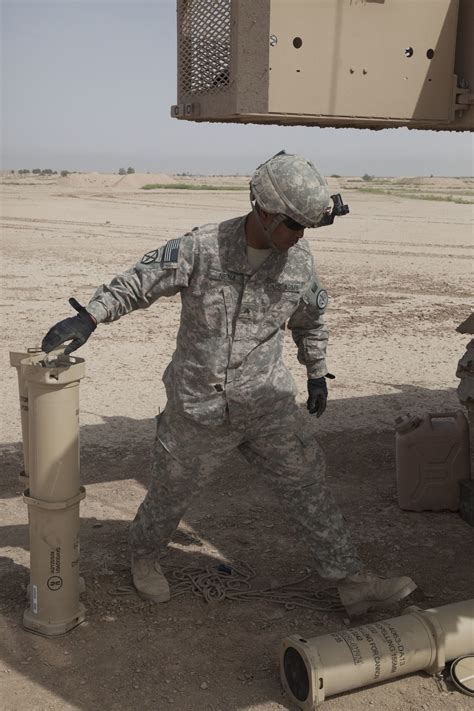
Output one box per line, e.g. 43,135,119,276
132,557,171,603
338,571,417,617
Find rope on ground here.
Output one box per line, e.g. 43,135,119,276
164,561,344,612
111,561,344,612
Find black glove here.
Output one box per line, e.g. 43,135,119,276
307,375,334,418
42,299,96,355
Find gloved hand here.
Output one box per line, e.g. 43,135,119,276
307,377,329,418
42,299,96,355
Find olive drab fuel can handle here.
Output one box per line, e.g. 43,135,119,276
11,349,87,636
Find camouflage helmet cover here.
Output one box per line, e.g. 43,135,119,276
250,151,330,228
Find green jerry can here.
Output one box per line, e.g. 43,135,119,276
395,411,471,511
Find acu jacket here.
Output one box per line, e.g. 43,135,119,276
86,215,329,426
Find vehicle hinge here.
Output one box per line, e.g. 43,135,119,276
454,79,474,113
170,103,201,119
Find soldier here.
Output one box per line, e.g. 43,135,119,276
42,152,416,616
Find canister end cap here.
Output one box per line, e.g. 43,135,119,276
451,655,474,697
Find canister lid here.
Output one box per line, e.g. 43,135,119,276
394,414,421,434
20,352,85,384
451,655,474,697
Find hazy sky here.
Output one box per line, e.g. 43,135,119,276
2,0,473,176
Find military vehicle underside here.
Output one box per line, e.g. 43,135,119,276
172,0,473,131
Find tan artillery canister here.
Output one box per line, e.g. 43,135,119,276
21,353,86,636
281,599,474,709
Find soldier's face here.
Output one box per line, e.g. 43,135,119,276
270,221,305,251
258,209,305,250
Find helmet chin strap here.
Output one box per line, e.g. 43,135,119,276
250,195,284,249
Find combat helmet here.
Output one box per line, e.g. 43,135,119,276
250,150,330,228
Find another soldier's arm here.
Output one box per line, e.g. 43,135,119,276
287,272,329,379
86,235,195,324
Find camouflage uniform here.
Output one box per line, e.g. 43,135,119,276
86,215,362,580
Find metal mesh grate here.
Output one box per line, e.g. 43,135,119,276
178,0,232,95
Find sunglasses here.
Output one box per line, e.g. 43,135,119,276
282,215,305,231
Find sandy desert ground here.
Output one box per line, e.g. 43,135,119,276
0,172,473,710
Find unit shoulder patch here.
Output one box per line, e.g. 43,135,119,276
316,288,328,310
302,277,328,310
141,247,164,265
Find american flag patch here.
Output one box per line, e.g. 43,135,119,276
162,238,181,265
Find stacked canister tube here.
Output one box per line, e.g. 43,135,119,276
11,350,86,636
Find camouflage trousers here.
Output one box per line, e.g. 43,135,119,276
128,402,362,580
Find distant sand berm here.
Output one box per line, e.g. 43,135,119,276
59,172,177,189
